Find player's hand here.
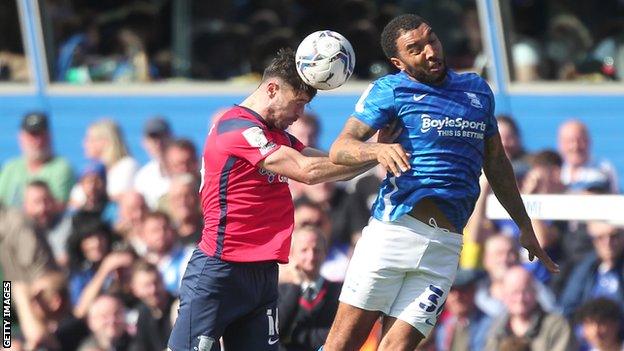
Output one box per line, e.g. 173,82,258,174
375,143,410,177
519,229,560,274
377,120,403,144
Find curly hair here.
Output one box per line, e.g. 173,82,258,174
381,14,428,59
262,48,317,99
576,297,623,324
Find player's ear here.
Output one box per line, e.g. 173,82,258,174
266,80,279,98
390,57,405,71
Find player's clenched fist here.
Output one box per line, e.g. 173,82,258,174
375,143,410,176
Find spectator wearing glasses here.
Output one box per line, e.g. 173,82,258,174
561,221,624,318
0,112,74,207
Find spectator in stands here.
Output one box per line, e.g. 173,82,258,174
287,112,320,149
28,270,90,350
66,213,113,306
278,226,341,351
0,112,73,207
545,14,593,80
160,174,202,247
435,269,491,351
81,118,139,201
461,175,496,269
77,294,132,351
560,221,624,317
134,117,172,209
496,115,531,184
139,211,191,296
114,191,147,255
558,119,619,193
485,266,575,351
0,203,57,283
576,297,624,351
476,234,557,317
72,247,136,319
520,150,566,284
129,260,175,351
163,138,199,181
11,279,61,351
23,180,73,266
293,180,350,248
341,165,385,245
69,161,116,222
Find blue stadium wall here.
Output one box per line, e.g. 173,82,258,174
0,92,622,191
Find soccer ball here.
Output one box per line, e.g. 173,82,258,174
295,30,355,90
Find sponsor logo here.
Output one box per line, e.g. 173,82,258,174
259,168,288,183
413,93,428,102
268,337,279,345
420,114,486,133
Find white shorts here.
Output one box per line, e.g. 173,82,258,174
339,215,463,337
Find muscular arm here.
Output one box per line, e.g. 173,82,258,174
483,132,559,272
329,117,409,176
483,133,532,230
259,146,376,185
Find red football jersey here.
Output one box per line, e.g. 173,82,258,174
198,105,305,263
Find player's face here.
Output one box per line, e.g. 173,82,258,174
268,82,310,130
390,24,447,85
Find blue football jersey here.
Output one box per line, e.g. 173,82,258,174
353,70,498,231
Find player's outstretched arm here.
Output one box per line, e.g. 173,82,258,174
329,117,410,176
483,132,560,273
259,146,376,185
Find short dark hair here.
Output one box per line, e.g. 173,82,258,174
576,297,623,324
144,210,171,226
167,138,197,156
262,48,317,99
26,179,51,192
131,259,160,280
381,14,428,59
531,150,562,168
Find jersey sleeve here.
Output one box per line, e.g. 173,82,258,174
484,84,498,138
216,124,280,166
285,132,306,152
352,79,396,130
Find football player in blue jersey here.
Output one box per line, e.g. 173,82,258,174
321,14,559,351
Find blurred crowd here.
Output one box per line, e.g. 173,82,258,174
0,106,622,351
4,0,624,83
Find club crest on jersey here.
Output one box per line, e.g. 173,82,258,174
464,92,483,109
242,126,276,155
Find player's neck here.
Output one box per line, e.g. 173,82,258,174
239,94,269,124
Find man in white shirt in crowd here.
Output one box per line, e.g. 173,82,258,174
134,117,173,209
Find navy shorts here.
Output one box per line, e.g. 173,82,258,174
168,248,279,351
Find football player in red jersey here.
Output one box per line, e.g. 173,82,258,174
168,48,400,351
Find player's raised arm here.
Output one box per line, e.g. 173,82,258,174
329,117,410,176
483,132,560,274
259,145,376,185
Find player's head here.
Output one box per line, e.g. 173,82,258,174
261,48,317,130
381,14,447,85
